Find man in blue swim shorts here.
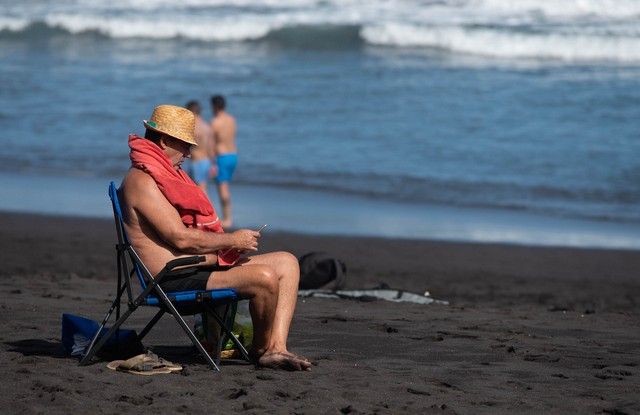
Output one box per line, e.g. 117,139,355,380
185,100,215,194
216,153,237,183
211,95,238,228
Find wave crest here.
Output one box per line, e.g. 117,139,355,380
2,7,640,63
362,23,640,62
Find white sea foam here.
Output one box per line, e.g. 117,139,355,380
43,14,274,40
0,16,30,32
362,23,640,62
68,0,640,19
469,0,640,20
2,0,640,63
79,0,317,8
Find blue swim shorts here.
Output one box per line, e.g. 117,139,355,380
188,158,212,185
216,153,237,184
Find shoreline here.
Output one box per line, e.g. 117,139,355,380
2,211,639,306
1,211,639,413
2,171,640,250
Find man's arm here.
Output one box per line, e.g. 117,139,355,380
125,170,258,254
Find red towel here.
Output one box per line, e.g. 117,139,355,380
128,134,239,266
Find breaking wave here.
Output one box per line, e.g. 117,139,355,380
362,24,640,62
2,0,640,62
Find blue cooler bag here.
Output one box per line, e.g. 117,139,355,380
61,313,143,360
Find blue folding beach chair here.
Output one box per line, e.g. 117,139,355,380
79,182,251,371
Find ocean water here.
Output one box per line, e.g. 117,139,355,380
1,0,639,247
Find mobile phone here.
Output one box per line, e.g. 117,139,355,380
256,224,268,233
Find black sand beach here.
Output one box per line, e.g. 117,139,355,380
1,212,639,414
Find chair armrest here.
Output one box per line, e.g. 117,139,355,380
164,255,206,271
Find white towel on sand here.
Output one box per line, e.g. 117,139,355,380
298,289,448,305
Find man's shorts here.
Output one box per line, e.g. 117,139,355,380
216,153,237,184
159,267,219,292
187,158,212,185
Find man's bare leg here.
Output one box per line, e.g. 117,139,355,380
205,251,311,370
217,182,232,228
205,261,278,354
243,252,301,355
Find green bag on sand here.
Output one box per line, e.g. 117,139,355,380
194,300,252,358
223,300,253,351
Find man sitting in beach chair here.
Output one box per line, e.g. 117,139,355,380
120,104,311,371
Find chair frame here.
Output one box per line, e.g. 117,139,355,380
79,182,251,371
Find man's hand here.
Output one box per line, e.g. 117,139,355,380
230,229,260,251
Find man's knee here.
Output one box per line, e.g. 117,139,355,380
273,251,300,283
254,264,279,294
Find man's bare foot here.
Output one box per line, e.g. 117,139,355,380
250,349,311,364
282,350,311,364
257,352,312,371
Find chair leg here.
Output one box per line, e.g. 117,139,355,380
150,287,220,371
79,284,127,366
138,309,164,341
80,305,136,366
205,302,252,363
168,309,220,371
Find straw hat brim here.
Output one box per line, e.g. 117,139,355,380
143,120,198,146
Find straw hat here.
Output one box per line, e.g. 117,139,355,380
143,105,197,146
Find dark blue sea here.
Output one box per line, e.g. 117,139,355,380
1,0,639,248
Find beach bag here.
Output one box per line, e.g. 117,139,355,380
194,302,252,359
298,252,347,291
224,300,253,352
61,313,143,360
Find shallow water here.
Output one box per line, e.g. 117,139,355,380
3,172,640,250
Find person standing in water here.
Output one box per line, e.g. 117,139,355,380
210,95,237,228
185,100,215,194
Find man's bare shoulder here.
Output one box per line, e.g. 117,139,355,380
122,168,159,203
196,117,211,134
123,167,154,188
212,112,235,128
197,117,210,130
224,112,236,126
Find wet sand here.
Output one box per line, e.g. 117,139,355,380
1,212,639,414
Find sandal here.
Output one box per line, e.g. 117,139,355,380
107,351,182,375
